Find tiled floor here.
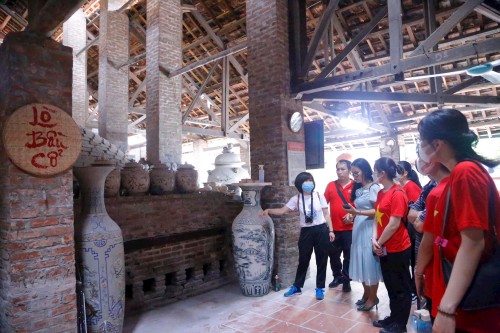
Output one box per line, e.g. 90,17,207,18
124,263,418,333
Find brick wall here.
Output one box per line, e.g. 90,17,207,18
75,128,128,167
75,192,243,313
0,32,77,332
146,0,182,164
247,0,304,285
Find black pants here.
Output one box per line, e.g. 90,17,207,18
380,247,412,328
329,230,352,280
293,223,330,289
407,223,417,295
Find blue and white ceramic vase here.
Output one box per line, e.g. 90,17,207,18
232,182,274,296
74,161,125,333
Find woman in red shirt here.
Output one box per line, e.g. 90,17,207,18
413,159,450,319
417,108,500,333
371,157,412,333
396,161,422,203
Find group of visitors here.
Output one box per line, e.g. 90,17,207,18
261,109,500,333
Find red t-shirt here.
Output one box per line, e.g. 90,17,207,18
430,161,500,332
375,185,411,253
422,177,450,298
324,180,354,231
402,180,421,204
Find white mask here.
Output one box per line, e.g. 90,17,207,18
417,141,435,163
415,158,434,176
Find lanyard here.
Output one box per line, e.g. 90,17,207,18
301,192,314,220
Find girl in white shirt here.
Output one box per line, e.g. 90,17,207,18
261,172,335,300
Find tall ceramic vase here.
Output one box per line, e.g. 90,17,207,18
232,182,274,296
74,161,125,333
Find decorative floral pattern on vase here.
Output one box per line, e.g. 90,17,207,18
120,161,150,195
232,184,274,296
175,163,198,193
74,163,126,332
104,167,120,197
149,163,175,194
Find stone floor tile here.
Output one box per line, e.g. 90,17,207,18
223,312,281,333
270,304,322,326
302,313,358,333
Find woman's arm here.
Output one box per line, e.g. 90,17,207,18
323,207,336,242
343,204,375,217
415,232,433,298
412,212,425,233
261,206,292,216
377,215,402,246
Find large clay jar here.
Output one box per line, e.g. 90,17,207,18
175,163,198,193
149,163,175,194
232,182,274,296
120,161,149,196
104,167,120,197
73,161,125,332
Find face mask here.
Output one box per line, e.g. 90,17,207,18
395,173,402,181
302,181,314,193
417,141,436,163
415,158,434,176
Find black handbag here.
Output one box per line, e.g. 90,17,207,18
439,162,500,311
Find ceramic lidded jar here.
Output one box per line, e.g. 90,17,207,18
149,163,175,194
175,163,198,193
207,144,250,185
120,161,150,196
104,167,121,197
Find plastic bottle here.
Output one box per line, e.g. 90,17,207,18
258,165,265,183
274,274,281,291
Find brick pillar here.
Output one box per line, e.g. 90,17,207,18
63,9,88,128
146,0,182,164
247,0,304,285
98,0,129,152
0,32,77,332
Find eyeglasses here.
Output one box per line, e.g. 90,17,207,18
351,171,360,177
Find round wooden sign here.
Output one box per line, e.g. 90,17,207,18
3,103,82,177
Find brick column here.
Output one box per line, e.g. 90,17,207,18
146,0,182,164
98,0,129,152
63,9,88,128
247,0,304,285
0,32,76,332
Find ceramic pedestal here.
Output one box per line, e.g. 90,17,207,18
74,162,125,333
232,182,274,296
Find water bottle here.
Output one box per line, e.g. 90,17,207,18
412,310,432,333
258,165,265,183
274,274,281,291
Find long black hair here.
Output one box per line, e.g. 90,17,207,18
350,158,374,202
294,172,315,194
397,161,422,188
374,157,398,182
418,109,499,168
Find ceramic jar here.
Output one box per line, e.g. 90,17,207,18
104,167,120,197
207,144,250,185
149,163,175,194
120,161,149,196
175,163,198,193
232,182,274,296
73,162,125,332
